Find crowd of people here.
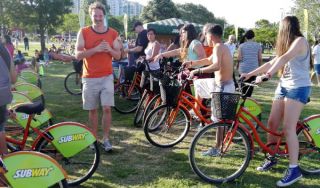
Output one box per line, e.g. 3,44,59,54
1,1,319,187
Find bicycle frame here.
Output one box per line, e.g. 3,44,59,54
6,114,53,151
7,112,97,157
165,90,212,129
223,102,307,156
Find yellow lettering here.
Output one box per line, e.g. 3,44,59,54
32,168,42,177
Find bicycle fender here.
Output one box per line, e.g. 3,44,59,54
238,97,262,122
303,114,320,147
3,151,67,188
37,122,96,158
10,108,52,129
14,83,43,100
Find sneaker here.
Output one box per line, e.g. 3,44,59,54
103,139,113,152
256,157,277,171
202,148,220,157
276,167,302,187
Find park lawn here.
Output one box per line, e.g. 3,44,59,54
38,61,320,188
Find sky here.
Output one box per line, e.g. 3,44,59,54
133,0,295,28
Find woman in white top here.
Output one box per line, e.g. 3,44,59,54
139,28,161,90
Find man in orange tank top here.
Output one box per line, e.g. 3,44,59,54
75,2,121,152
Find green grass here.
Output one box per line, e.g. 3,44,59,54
36,61,320,188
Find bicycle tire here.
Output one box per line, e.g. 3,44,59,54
297,127,320,175
142,94,161,124
64,72,82,95
49,179,69,188
133,90,148,127
189,123,251,183
35,140,100,186
114,83,141,114
143,104,190,148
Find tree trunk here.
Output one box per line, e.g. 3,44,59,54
39,27,46,52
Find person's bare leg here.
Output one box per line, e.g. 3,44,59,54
267,99,284,145
88,109,99,138
102,106,112,140
283,99,304,165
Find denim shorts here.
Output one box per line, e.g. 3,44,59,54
314,64,320,75
274,85,311,104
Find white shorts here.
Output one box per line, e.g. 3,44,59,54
194,78,216,99
82,75,114,110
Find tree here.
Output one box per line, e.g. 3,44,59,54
56,14,80,35
4,0,73,51
292,0,320,41
255,19,272,29
176,3,225,25
140,0,181,23
253,19,278,46
224,25,245,42
109,16,124,34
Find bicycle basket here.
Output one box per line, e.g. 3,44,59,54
164,79,182,107
211,92,240,120
72,60,83,73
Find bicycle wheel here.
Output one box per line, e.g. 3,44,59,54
142,94,161,123
36,140,100,186
114,83,141,114
143,104,190,148
189,123,251,183
49,179,69,188
133,90,149,127
64,72,82,95
297,128,320,174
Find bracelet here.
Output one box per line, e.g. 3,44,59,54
190,61,193,66
198,68,201,75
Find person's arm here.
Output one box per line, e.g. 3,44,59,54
108,37,121,60
166,43,177,51
75,29,107,60
188,46,221,78
200,45,222,73
126,45,143,53
146,42,160,61
153,48,180,63
266,37,306,76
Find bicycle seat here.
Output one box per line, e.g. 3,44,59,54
15,101,44,115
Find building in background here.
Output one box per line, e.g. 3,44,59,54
71,0,80,14
107,0,143,17
71,0,143,17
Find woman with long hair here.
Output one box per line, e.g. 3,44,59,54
241,16,311,187
154,23,206,63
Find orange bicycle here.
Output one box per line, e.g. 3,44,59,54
113,64,142,114
143,68,212,148
188,80,320,183
7,101,100,186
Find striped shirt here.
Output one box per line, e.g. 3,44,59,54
238,41,261,74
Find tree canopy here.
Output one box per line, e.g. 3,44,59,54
292,0,320,40
140,0,181,23
4,0,73,50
